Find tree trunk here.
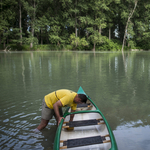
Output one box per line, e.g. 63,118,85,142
30,0,35,49
41,29,43,44
37,32,39,44
75,0,77,37
122,0,138,52
79,21,80,37
99,26,101,35
92,42,95,52
75,20,77,37
0,0,2,44
3,40,5,48
109,27,111,40
30,28,34,49
7,36,9,44
19,0,22,45
30,42,33,49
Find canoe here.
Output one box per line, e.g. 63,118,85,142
53,87,118,150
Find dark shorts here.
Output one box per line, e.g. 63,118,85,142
41,99,63,120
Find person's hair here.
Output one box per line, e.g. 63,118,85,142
78,94,87,103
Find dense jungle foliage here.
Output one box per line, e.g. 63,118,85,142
0,0,150,51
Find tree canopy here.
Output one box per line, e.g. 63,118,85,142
0,0,150,51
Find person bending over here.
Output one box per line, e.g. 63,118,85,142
36,89,87,131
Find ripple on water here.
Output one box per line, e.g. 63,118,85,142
14,120,20,124
5,139,19,148
19,113,37,118
3,119,9,123
0,109,46,149
10,113,25,119
0,126,45,149
0,126,19,136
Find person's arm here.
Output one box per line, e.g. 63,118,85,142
53,100,64,126
70,109,75,121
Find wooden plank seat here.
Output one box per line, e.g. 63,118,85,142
62,119,104,128
60,135,110,149
77,103,91,108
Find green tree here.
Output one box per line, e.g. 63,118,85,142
0,0,150,51
85,0,109,51
70,33,89,49
0,0,17,48
134,0,150,50
23,0,38,48
104,0,120,40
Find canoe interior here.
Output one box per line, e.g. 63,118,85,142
59,102,111,150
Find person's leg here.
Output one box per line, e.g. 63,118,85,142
37,118,49,130
36,98,54,130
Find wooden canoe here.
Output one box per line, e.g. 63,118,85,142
53,86,118,150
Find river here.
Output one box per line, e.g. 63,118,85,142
0,51,150,150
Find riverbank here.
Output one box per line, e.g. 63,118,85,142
0,42,122,51
0,44,149,52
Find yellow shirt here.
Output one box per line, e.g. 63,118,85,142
44,89,77,110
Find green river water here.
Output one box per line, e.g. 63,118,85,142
0,51,150,150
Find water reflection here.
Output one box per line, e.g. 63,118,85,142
21,55,26,89
0,51,150,149
114,125,150,150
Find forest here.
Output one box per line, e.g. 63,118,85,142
0,0,150,51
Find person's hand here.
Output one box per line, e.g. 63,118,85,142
57,117,64,126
